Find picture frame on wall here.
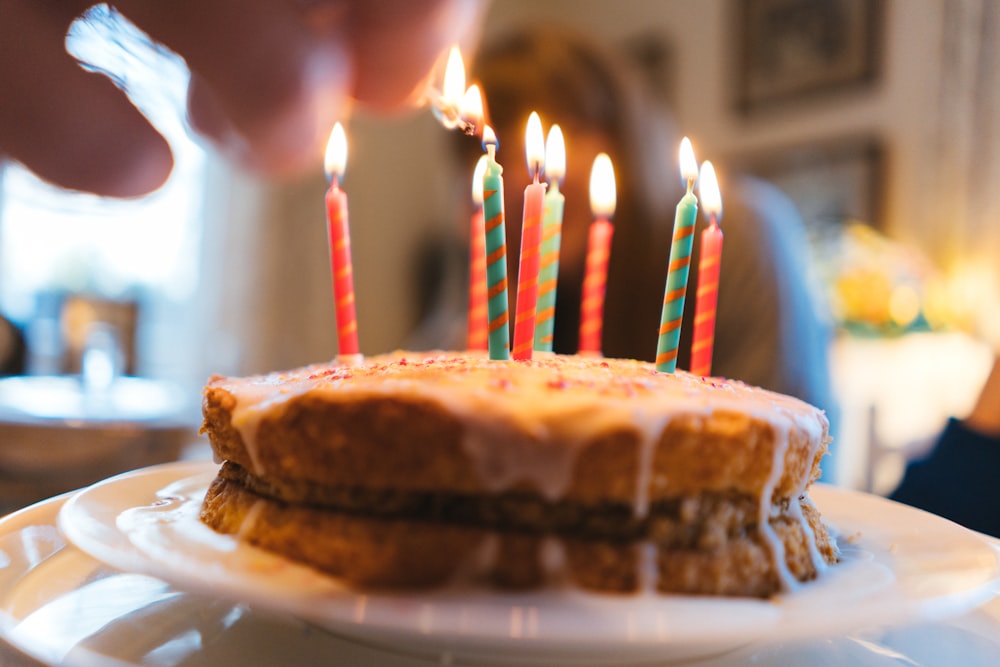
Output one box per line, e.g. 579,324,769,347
736,138,884,230
734,0,882,113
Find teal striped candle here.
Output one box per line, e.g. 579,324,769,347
534,125,565,353
656,138,699,372
482,126,511,360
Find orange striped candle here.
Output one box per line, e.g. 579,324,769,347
482,126,511,360
534,125,566,353
323,123,360,359
513,112,547,360
656,137,699,372
691,161,724,376
467,155,489,351
578,153,616,356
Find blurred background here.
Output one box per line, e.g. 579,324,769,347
0,0,997,501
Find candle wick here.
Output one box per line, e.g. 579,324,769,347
686,177,695,195
425,85,477,136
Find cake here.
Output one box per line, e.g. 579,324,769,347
199,351,837,597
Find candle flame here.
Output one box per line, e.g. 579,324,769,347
460,84,484,134
525,111,545,179
439,45,466,130
679,137,698,186
482,124,498,152
472,154,487,205
324,122,347,181
443,46,465,96
589,153,616,218
544,125,566,184
699,160,723,220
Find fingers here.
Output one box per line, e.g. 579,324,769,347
115,0,483,175
0,0,173,197
348,0,486,110
114,0,351,177
0,0,486,196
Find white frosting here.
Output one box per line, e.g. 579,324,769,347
207,351,832,591
790,496,830,578
540,537,568,583
214,351,825,484
757,420,796,591
637,542,659,593
238,499,265,542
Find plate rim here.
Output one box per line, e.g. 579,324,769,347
55,461,1000,656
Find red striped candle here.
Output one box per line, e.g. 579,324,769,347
512,112,547,360
324,123,360,359
691,161,724,376
578,153,616,356
467,155,489,351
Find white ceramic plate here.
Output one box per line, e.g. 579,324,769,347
55,461,1000,666
2,494,1000,667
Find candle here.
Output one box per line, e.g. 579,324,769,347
324,122,360,360
482,125,511,361
578,153,616,356
431,45,466,130
691,161,724,377
534,124,566,353
656,137,699,372
513,112,547,360
467,155,489,351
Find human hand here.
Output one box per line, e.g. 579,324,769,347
0,0,485,197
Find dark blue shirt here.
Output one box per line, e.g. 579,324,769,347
891,418,1000,537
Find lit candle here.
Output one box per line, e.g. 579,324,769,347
467,155,489,351
482,125,511,361
656,137,699,372
513,112,547,360
578,153,616,356
460,84,483,135
534,124,566,353
432,45,466,131
691,161,724,377
324,122,360,361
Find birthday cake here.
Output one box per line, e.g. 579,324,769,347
199,351,837,597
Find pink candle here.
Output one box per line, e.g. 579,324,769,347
578,153,616,356
467,155,489,351
690,161,724,376
324,123,360,358
512,112,547,361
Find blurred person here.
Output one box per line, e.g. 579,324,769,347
891,356,1000,537
0,0,485,197
414,26,838,425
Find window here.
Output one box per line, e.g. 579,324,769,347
0,6,209,388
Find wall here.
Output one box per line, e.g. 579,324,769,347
337,0,999,355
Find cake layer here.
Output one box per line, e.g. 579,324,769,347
200,466,836,596
213,460,806,549
202,352,829,510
